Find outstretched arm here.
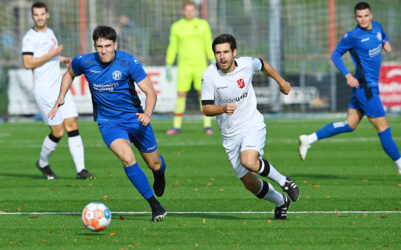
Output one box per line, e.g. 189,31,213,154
136,76,156,126
48,66,76,119
202,102,237,117
261,60,291,95
22,44,64,69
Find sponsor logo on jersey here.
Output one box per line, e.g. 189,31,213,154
93,83,119,92
219,91,248,104
90,70,100,73
237,79,245,89
112,70,122,80
361,37,370,43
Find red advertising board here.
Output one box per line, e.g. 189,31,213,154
379,63,401,107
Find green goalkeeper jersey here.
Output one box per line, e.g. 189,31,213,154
166,17,215,68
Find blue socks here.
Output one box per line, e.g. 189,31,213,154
124,163,154,199
378,127,401,161
316,121,354,140
158,154,166,173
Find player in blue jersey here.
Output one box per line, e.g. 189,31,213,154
298,2,401,175
48,25,167,221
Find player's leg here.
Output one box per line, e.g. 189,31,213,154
166,66,192,135
369,116,401,174
34,93,65,179
194,69,213,134
63,117,94,179
240,172,290,220
298,107,361,160
140,149,166,197
108,137,166,221
239,124,300,201
60,92,94,179
361,87,401,174
35,124,64,179
125,122,167,220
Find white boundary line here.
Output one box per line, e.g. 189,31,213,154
1,211,400,215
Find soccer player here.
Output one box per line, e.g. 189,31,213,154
298,2,401,175
165,0,216,135
22,2,94,180
48,25,167,222
201,34,300,220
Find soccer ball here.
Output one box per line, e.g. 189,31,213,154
81,202,111,231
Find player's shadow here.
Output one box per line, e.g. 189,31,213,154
291,173,385,181
77,233,107,236
119,213,266,221
0,172,84,180
0,172,45,179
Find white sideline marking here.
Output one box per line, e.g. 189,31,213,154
1,211,400,215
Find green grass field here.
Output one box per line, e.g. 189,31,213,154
1,117,401,249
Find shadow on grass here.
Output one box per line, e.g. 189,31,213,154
291,173,392,182
0,172,78,180
119,212,274,221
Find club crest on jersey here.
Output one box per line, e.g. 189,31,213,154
376,32,382,41
237,79,245,89
112,70,122,80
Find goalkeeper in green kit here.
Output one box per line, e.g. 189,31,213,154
165,0,215,135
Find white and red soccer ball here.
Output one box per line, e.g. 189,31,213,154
81,202,111,231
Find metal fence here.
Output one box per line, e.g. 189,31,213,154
1,0,401,118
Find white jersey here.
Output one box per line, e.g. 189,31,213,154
21,28,61,97
201,57,265,137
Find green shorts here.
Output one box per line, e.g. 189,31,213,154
177,65,206,92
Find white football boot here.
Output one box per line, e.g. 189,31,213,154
298,135,311,161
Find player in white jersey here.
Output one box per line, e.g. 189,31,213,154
21,2,94,180
201,34,299,219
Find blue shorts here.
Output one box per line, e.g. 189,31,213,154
348,86,386,118
98,121,158,153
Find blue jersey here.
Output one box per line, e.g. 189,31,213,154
331,21,389,88
71,51,147,123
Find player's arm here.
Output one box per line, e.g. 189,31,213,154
331,33,359,88
22,44,63,69
48,66,76,119
202,101,237,117
261,60,290,95
59,55,72,67
382,30,392,53
136,76,156,126
165,24,178,82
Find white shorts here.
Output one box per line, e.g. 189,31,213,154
34,91,78,126
222,123,266,179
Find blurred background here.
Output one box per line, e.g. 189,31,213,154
1,0,401,121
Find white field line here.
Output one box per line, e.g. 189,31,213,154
1,210,400,215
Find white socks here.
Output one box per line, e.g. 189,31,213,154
267,162,286,186
306,133,318,144
38,135,58,167
260,181,285,207
68,135,85,173
395,158,401,174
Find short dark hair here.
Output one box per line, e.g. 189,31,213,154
31,2,48,14
212,34,237,53
354,2,371,14
92,25,117,43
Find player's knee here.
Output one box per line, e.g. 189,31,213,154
119,154,135,167
51,130,65,138
147,156,161,170
240,157,259,172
